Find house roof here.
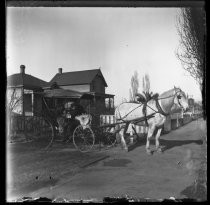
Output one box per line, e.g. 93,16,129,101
7,73,48,90
49,69,108,87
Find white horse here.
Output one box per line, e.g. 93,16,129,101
115,87,189,154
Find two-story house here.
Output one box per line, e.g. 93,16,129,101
47,68,115,121
7,66,115,127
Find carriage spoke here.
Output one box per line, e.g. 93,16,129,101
73,125,95,152
23,113,54,150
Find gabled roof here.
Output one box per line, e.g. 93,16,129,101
49,69,108,87
7,73,48,89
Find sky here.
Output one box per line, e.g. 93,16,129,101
6,7,202,105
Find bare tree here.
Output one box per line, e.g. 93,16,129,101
7,88,22,113
142,74,150,93
6,88,23,137
129,71,139,102
142,73,153,100
120,98,128,105
175,7,206,117
175,7,206,89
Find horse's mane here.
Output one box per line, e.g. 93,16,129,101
179,89,187,98
160,87,186,99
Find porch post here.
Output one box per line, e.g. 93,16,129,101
93,95,96,109
93,94,97,125
22,87,25,131
32,91,34,116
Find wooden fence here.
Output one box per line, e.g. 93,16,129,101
8,112,198,137
7,114,50,135
100,115,148,134
100,113,196,136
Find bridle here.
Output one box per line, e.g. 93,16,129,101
158,88,184,107
145,88,185,116
176,93,183,108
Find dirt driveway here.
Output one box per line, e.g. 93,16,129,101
7,118,206,202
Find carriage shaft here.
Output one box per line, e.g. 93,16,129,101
99,113,155,128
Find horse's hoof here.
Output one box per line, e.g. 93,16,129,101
156,148,163,153
124,147,128,152
146,149,153,155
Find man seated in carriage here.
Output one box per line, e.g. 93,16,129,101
56,101,86,142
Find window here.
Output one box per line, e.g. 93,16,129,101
105,98,110,109
24,93,32,115
110,98,114,108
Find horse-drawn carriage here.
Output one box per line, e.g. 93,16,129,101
24,89,117,152
24,87,188,154
52,100,117,152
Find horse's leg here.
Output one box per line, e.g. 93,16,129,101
119,123,129,151
155,128,163,153
146,125,155,155
119,128,125,149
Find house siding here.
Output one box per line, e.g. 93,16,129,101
7,87,45,116
90,75,105,93
34,93,43,114
60,84,90,92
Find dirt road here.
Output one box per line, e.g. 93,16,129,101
7,118,206,201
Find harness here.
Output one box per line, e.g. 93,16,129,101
118,89,183,127
155,99,168,116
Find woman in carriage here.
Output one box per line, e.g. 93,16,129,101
56,101,86,142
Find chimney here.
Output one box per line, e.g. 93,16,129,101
20,65,25,74
58,68,62,74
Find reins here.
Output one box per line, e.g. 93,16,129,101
157,90,181,100
118,103,144,121
149,89,183,115
118,89,183,121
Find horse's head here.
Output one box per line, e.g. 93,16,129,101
173,87,189,112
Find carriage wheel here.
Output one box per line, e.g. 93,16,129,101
66,125,74,142
73,125,95,152
103,127,117,148
40,117,55,150
25,115,55,150
53,124,73,143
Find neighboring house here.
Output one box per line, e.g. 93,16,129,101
7,65,47,116
47,68,115,116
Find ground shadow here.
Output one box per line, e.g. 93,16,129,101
128,137,203,153
159,139,203,152
103,158,132,167
127,137,147,152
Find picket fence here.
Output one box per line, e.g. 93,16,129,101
100,115,148,135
